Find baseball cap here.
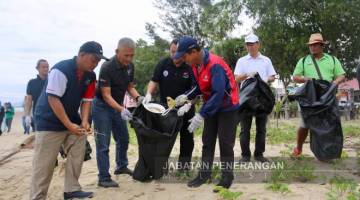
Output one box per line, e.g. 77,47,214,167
245,34,259,43
79,41,108,60
173,36,199,60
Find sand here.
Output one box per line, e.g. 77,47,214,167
0,111,359,200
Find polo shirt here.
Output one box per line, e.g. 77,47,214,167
34,57,96,131
95,56,134,105
26,75,46,114
151,57,195,105
293,53,345,82
234,53,276,82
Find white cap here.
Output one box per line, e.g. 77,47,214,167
245,34,259,43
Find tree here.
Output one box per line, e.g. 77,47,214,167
212,37,245,69
243,0,360,86
152,0,242,47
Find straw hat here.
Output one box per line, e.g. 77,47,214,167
307,33,328,45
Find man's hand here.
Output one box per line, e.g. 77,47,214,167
80,121,92,135
175,94,188,107
143,93,152,104
121,108,133,121
25,116,32,127
136,96,145,107
188,113,204,133
177,103,192,116
67,123,86,136
246,72,258,78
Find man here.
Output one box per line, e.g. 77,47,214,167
143,39,196,170
24,59,49,131
30,41,107,200
93,37,143,188
234,33,276,163
173,36,239,192
292,33,345,156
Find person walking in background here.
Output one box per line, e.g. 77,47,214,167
24,59,49,131
5,102,15,133
0,101,4,136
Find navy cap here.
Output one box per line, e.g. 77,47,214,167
173,36,199,59
79,41,108,60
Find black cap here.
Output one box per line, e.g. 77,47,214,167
79,41,108,60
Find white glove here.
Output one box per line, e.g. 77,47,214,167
143,93,152,104
25,116,31,127
175,94,188,107
188,113,204,133
246,72,258,78
177,103,192,116
121,108,133,121
136,96,145,107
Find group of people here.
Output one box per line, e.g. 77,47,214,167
0,101,15,135
26,32,346,200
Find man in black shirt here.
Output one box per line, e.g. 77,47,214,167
24,59,49,130
93,37,143,188
143,39,196,170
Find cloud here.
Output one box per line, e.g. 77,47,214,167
0,0,162,103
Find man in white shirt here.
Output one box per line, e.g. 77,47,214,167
234,33,276,163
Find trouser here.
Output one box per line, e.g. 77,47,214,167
30,131,86,200
5,118,13,132
92,98,129,182
178,106,195,169
199,110,237,179
240,114,267,157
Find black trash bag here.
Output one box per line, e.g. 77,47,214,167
130,104,183,182
238,74,275,118
291,79,343,161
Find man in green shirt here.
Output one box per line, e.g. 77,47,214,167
292,33,345,156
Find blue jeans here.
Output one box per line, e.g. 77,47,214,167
92,98,129,182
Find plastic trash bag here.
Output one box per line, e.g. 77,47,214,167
130,103,183,181
290,79,343,161
238,74,275,117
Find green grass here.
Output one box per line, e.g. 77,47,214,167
326,176,360,200
343,125,360,137
214,186,243,200
266,182,291,194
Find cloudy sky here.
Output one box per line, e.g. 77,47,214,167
0,0,253,105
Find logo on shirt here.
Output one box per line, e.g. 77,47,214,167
182,72,189,79
163,70,169,77
85,79,91,85
202,75,209,82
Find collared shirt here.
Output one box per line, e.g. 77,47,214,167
151,57,195,105
293,53,345,82
26,75,47,113
95,56,134,105
234,53,276,82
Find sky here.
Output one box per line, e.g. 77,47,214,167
0,0,254,106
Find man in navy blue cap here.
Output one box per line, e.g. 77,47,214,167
30,41,107,200
173,36,239,192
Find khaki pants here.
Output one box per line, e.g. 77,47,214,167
29,131,86,200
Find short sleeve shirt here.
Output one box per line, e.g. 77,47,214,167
95,56,134,105
151,57,195,105
26,75,46,113
293,53,345,82
234,53,276,82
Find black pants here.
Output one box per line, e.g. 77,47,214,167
0,117,3,135
5,118,13,132
200,110,237,179
178,106,195,168
240,114,267,157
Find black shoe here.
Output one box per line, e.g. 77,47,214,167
213,177,233,193
114,167,133,176
98,180,119,188
239,156,251,163
187,174,210,188
254,156,269,163
64,190,93,200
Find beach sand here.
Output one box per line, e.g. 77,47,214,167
0,111,359,200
